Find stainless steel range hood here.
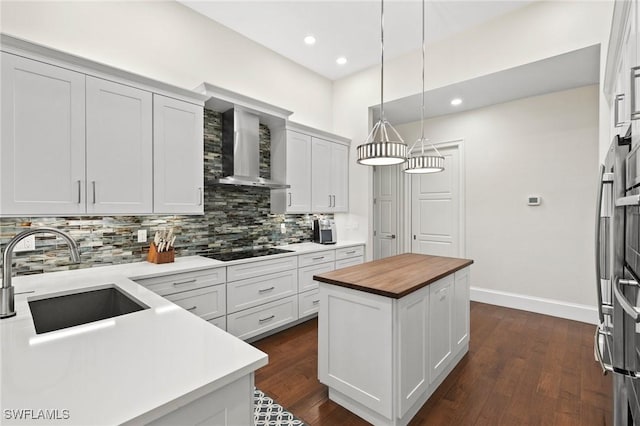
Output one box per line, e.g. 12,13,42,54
215,107,290,189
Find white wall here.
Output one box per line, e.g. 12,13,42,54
0,0,333,130
395,85,599,310
333,0,612,261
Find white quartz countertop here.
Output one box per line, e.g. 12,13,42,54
0,241,364,425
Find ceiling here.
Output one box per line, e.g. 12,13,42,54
178,0,535,80
376,44,601,124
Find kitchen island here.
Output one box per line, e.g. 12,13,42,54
314,253,473,426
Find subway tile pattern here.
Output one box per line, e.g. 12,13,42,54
0,109,328,276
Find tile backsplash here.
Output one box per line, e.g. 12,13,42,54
0,109,327,277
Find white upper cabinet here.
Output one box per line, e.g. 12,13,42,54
1,53,86,215
285,130,312,213
153,95,204,214
86,76,153,214
0,35,206,216
311,137,349,213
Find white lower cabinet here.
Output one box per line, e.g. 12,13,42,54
429,275,453,382
227,295,298,341
299,288,321,318
298,261,335,292
335,256,364,269
207,315,227,331
134,267,226,323
227,269,297,313
148,374,254,426
318,266,470,425
165,284,226,320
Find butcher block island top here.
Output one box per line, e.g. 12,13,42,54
313,253,474,298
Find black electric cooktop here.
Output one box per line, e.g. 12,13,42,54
204,247,294,262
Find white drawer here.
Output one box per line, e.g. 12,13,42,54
336,245,364,260
227,295,298,341
207,315,227,331
298,261,335,292
299,289,320,318
227,269,297,314
165,284,226,319
298,250,335,267
227,256,297,282
134,267,226,297
335,256,364,269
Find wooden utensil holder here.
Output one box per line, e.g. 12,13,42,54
147,243,175,264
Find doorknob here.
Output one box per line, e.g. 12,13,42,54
413,235,416,240
391,235,396,239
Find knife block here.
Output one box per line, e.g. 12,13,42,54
147,243,175,264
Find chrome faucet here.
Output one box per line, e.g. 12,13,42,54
1,227,80,319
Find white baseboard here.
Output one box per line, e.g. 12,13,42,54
470,287,598,325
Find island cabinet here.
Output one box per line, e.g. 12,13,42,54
315,253,473,426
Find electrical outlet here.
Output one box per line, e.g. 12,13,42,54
13,235,35,252
137,229,147,243
280,223,286,234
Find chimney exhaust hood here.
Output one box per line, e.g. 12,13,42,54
215,107,290,189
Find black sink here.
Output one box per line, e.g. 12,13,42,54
29,286,148,334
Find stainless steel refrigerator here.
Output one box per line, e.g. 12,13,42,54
595,126,640,425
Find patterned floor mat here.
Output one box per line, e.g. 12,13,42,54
254,388,306,426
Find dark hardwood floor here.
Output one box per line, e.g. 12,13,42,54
252,302,613,425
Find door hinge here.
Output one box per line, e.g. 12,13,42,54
373,230,377,236
413,235,416,240
373,198,377,205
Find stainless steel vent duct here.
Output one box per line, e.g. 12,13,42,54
215,107,290,189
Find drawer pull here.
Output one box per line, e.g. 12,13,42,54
258,286,275,294
312,300,320,305
186,306,197,311
259,315,275,323
345,250,356,255
173,279,197,286
312,256,325,260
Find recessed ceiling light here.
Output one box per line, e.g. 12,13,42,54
336,57,348,65
450,98,463,106
304,35,316,45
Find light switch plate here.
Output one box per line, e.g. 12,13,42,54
137,229,147,243
13,235,35,252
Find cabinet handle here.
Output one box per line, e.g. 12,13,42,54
258,286,275,294
259,315,275,323
312,256,325,260
288,193,292,207
186,306,197,311
173,279,197,286
345,250,356,255
92,181,96,204
615,94,625,127
328,195,332,207
332,195,336,207
312,300,320,305
77,180,82,204
632,67,640,121
198,187,203,206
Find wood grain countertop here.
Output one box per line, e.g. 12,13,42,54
313,253,474,299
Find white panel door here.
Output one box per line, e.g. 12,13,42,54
153,94,204,214
373,165,398,259
1,53,86,215
411,145,460,257
86,76,152,214
285,130,312,213
331,142,349,212
311,137,332,213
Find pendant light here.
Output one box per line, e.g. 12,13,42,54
404,0,444,174
356,0,407,166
